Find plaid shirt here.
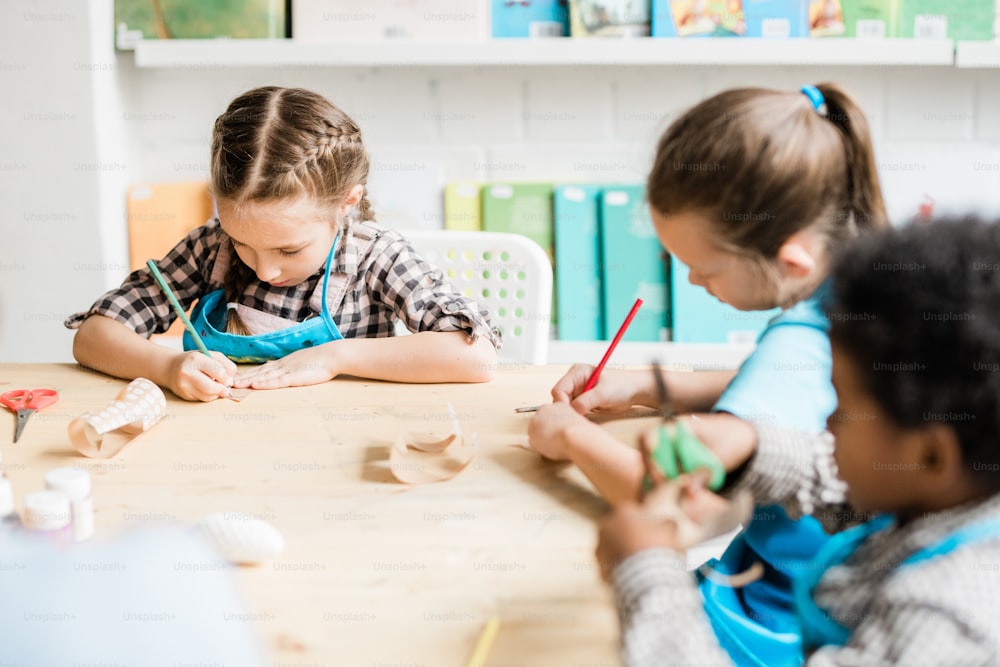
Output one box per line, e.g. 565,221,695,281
65,218,501,350
612,422,1000,666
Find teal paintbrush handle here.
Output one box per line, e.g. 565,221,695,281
145,259,211,357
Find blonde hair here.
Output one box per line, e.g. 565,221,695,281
209,86,375,334
647,83,888,263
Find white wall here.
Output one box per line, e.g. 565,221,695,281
2,0,999,361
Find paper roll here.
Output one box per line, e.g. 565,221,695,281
68,378,167,458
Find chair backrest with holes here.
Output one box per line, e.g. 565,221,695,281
402,230,553,365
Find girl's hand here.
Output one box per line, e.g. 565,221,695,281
527,402,589,461
550,365,649,415
232,344,337,390
167,351,237,402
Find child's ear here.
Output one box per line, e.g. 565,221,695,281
917,423,965,485
776,232,818,279
339,184,365,213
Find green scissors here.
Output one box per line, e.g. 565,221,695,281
641,361,726,494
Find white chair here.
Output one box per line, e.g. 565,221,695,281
402,230,553,365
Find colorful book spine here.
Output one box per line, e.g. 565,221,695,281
898,0,994,40
743,0,810,37
599,186,668,342
554,185,603,341
809,0,846,36
443,183,482,231
841,0,899,37
481,183,555,262
569,0,652,37
491,0,569,37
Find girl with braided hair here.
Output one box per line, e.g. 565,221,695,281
67,87,500,401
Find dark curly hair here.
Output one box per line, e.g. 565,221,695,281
827,217,1000,489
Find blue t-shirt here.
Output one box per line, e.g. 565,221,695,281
715,281,835,431
699,282,836,667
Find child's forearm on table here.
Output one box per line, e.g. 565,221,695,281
664,369,737,413
72,315,175,386
564,422,645,506
332,331,497,383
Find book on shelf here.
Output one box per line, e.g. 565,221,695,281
809,0,846,36
292,0,489,42
492,0,569,37
840,0,899,38
569,0,653,37
898,0,995,40
670,258,778,344
599,185,669,342
114,0,287,50
443,183,482,231
554,185,604,341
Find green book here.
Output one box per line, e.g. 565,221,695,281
443,183,481,231
899,0,994,40
482,183,556,328
554,185,603,341
841,0,899,37
481,183,555,262
115,0,287,50
599,186,668,342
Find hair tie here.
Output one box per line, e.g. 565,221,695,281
800,85,828,117
226,302,239,311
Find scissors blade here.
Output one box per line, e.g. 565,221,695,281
13,409,34,443
650,361,676,421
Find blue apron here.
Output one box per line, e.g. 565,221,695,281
183,236,343,364
795,513,1000,651
697,506,828,667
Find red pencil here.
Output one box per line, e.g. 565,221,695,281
582,297,643,392
515,298,643,413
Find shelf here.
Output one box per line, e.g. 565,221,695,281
132,38,956,68
955,41,1000,68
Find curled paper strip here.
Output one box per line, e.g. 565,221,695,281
67,378,167,458
389,402,474,484
643,474,763,588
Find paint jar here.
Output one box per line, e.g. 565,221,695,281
0,476,22,534
44,468,94,542
22,490,74,545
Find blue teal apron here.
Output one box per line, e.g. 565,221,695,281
183,236,343,364
795,513,1000,650
697,506,828,666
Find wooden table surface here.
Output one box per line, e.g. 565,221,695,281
0,363,672,666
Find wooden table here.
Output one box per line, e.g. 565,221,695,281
1,363,669,666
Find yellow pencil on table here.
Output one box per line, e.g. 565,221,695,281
464,617,500,667
145,259,236,400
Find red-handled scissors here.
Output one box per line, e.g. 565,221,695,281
1,389,59,443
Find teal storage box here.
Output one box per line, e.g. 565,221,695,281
492,0,569,37
899,0,994,40
670,258,779,343
554,185,604,341
599,186,669,342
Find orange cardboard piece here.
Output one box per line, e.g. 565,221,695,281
68,378,167,458
127,181,213,338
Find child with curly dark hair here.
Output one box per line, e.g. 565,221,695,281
597,217,1000,665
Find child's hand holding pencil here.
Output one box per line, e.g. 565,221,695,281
146,260,238,402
